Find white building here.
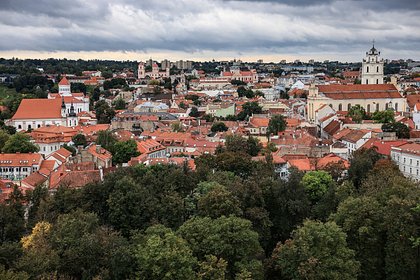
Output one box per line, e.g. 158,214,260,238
391,142,420,180
138,62,170,79
0,153,43,181
361,44,384,85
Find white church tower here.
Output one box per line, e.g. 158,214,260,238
361,42,384,85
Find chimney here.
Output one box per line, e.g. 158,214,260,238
96,145,101,153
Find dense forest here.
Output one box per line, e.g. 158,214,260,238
0,144,419,279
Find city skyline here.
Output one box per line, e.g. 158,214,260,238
0,0,419,61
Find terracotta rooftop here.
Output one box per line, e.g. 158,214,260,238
12,99,62,120
317,84,401,99
0,153,43,167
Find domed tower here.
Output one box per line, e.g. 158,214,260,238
361,42,384,85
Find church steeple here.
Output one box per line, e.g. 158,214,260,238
69,101,76,117
61,97,66,118
361,42,384,85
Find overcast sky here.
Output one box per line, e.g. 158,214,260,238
0,0,419,62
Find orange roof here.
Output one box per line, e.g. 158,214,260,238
21,172,47,188
87,145,112,161
390,142,420,156
288,158,314,171
12,99,62,120
249,116,269,127
0,153,43,167
58,77,70,86
317,84,401,99
39,160,57,176
317,154,349,169
136,139,165,154
361,139,407,156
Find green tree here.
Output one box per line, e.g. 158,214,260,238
0,129,10,151
134,225,197,280
197,184,242,218
95,100,116,124
301,171,333,203
96,130,117,152
111,139,140,165
0,265,29,280
267,114,286,137
347,105,367,123
189,106,200,117
211,122,228,133
197,255,227,280
2,133,38,153
178,216,264,279
372,109,394,123
348,147,381,189
382,122,410,139
271,220,360,280
238,102,262,121
113,97,126,110
71,133,87,147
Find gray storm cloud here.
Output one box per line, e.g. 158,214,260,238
0,0,419,59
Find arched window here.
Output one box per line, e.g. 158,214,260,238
347,103,351,111
366,66,369,73
395,103,398,111
376,79,379,84
377,66,379,72
376,103,380,112
338,104,342,111
366,79,369,84
367,104,371,113
27,125,31,130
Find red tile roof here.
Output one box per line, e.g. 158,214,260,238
12,99,62,120
136,139,165,154
317,84,401,99
58,77,70,86
361,139,407,156
0,153,43,167
317,153,349,169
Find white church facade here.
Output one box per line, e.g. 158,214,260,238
8,77,89,131
307,45,406,122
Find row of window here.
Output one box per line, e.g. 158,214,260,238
0,167,30,172
366,66,380,73
334,102,398,112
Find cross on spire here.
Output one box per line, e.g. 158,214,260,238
372,39,375,48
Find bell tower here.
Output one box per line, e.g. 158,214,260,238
361,41,384,85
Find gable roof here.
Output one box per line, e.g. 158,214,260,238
12,99,63,120
317,84,401,100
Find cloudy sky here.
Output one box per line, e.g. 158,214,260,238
0,0,419,62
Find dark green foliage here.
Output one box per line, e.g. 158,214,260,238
111,139,140,165
348,147,382,189
189,106,200,117
238,102,262,121
211,122,228,132
96,130,117,153
103,78,127,90
178,216,264,279
267,114,287,136
94,100,116,124
347,105,367,123
113,97,126,110
70,82,87,94
271,220,360,280
382,122,410,139
2,133,39,153
71,133,87,147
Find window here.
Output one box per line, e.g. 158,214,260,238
338,104,342,111
376,79,379,84
366,66,369,73
18,125,22,129
410,168,412,174
377,66,379,72
410,159,412,165
366,79,369,84
376,103,380,112
367,104,371,113
395,103,398,111
404,157,406,163
347,103,351,111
